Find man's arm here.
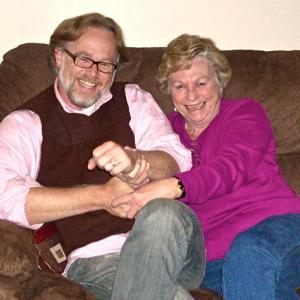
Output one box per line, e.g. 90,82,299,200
125,84,192,174
25,177,133,225
0,111,132,228
87,84,191,185
88,141,179,182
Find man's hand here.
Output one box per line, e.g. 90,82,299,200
88,142,151,188
117,147,150,188
88,141,136,174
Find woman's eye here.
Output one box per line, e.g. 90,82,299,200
174,84,184,89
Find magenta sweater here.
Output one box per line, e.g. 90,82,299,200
169,98,300,262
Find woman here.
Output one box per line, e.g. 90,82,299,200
113,34,300,299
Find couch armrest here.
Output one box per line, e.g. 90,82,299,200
277,153,300,196
0,220,38,280
0,220,95,299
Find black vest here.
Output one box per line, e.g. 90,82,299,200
20,82,135,254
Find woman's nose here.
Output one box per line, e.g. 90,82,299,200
187,87,197,101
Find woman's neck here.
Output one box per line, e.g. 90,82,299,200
185,122,207,140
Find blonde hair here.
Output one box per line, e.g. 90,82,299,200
156,34,232,94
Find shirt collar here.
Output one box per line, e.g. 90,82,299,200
54,78,113,116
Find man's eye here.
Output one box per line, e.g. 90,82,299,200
78,57,91,64
100,62,111,67
175,84,184,89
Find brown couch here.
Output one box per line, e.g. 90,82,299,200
0,43,299,299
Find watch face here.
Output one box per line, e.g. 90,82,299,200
175,177,186,199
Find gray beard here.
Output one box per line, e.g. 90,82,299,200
66,88,100,108
57,72,101,108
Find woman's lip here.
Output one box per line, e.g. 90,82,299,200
186,102,206,111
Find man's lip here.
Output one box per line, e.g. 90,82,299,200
78,78,97,89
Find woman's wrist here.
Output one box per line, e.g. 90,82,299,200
173,176,186,199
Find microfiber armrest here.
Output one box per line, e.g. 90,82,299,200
0,220,95,299
0,220,38,280
277,153,300,196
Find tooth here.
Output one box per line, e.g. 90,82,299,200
80,79,96,87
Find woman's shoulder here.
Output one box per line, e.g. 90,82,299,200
221,97,267,118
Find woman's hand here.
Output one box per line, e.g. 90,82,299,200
112,177,181,218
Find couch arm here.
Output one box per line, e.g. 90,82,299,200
0,220,95,299
0,220,38,280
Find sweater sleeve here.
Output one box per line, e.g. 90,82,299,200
177,99,275,204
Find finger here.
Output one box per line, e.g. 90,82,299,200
108,161,130,176
137,157,149,176
116,204,132,218
132,162,150,184
126,205,139,219
125,159,142,178
87,158,97,170
92,141,116,157
103,161,115,172
112,195,131,208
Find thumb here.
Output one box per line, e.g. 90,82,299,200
112,195,127,208
87,158,97,170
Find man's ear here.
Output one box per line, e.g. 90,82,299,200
54,48,63,68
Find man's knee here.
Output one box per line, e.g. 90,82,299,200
133,198,200,242
137,198,198,227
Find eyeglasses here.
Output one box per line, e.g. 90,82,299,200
63,48,117,74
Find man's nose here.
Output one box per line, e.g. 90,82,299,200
87,63,98,76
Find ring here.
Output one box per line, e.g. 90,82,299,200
111,160,119,167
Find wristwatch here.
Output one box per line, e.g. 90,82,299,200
174,177,186,199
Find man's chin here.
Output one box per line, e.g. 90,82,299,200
69,90,102,107
70,97,98,108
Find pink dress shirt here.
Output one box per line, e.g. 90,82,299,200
0,81,191,273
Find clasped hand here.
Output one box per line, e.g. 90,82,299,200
88,141,150,188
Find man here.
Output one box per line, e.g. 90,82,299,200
0,13,204,299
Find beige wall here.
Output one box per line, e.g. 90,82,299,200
1,0,299,60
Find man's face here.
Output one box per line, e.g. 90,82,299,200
54,27,118,108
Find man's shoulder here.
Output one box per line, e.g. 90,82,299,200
18,85,56,114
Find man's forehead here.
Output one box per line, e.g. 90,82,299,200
68,27,118,58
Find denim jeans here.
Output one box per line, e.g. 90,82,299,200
67,198,205,300
201,213,300,300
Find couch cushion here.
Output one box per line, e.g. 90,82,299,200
0,220,38,281
0,43,55,121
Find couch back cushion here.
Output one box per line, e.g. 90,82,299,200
1,43,299,194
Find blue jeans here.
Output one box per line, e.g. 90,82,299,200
67,198,205,300
201,213,300,299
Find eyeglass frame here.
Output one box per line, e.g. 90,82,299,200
62,48,118,74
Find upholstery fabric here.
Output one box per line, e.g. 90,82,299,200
0,43,299,299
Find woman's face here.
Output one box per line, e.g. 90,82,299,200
169,56,221,130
